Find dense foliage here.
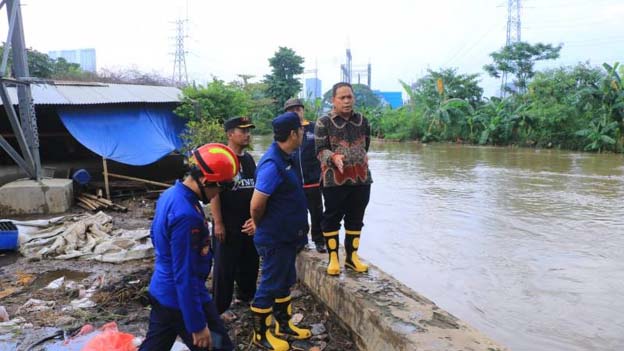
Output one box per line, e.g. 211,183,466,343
178,43,624,153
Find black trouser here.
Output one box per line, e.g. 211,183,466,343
304,186,324,244
212,227,259,314
139,294,233,351
321,184,371,233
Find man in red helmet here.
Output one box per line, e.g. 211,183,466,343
140,143,239,351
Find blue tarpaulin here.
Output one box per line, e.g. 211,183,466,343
58,105,186,166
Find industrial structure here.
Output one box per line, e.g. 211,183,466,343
340,49,372,88
0,0,42,180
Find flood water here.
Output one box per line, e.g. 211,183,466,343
253,137,624,351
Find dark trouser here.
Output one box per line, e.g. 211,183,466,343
212,228,259,314
251,244,297,309
304,186,324,244
139,294,233,351
321,184,371,233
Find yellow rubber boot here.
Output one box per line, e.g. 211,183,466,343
323,231,340,276
345,230,368,272
250,306,289,351
274,296,312,340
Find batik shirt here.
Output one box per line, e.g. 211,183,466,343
314,111,373,187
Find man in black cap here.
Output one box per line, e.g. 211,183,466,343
210,116,259,319
284,98,326,253
249,112,311,350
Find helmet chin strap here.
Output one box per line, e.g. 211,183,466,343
196,178,211,204
190,168,211,204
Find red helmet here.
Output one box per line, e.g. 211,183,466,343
190,143,240,183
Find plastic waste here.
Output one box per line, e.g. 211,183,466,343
81,322,137,351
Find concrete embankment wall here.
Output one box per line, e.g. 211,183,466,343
296,251,508,351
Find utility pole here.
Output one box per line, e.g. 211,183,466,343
171,19,189,86
501,0,521,97
0,0,41,180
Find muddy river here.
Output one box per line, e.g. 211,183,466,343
253,138,624,351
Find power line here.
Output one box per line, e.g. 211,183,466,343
442,22,504,68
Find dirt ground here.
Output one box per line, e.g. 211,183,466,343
0,196,355,351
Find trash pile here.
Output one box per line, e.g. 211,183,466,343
17,211,153,263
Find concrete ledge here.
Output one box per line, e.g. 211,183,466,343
0,179,73,216
296,251,508,351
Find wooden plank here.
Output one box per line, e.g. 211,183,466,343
76,202,93,211
103,158,111,200
82,193,114,206
76,198,97,210
105,172,172,188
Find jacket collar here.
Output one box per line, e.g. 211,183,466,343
328,110,362,127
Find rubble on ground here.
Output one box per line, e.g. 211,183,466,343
0,197,357,350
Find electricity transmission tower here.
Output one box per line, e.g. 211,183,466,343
501,0,521,97
0,0,41,180
171,19,189,86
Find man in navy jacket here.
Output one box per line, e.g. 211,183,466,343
249,112,312,351
140,143,240,351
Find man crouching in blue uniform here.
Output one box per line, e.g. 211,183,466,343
249,112,312,351
140,143,239,351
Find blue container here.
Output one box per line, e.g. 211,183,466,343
72,169,91,186
0,221,18,250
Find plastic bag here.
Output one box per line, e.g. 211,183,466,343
81,322,137,351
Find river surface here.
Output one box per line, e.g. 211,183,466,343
252,137,624,351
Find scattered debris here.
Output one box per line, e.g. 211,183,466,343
17,298,55,314
44,276,65,290
310,323,327,336
0,306,8,322
76,193,128,213
0,287,18,299
0,317,26,334
0,196,357,350
291,289,304,299
292,312,304,325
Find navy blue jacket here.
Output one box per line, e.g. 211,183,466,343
254,142,308,247
148,181,212,333
292,122,321,186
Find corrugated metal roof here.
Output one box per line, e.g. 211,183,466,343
0,82,182,106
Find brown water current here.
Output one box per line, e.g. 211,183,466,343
253,137,624,351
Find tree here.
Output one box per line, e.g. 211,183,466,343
411,68,483,108
94,68,171,86
175,79,253,148
484,42,562,94
264,47,304,112
175,78,251,123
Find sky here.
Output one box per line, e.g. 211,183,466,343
2,0,623,97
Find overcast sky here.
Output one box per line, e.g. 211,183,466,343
2,0,623,97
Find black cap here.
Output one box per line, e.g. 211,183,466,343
283,98,304,111
272,112,302,135
223,116,255,131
